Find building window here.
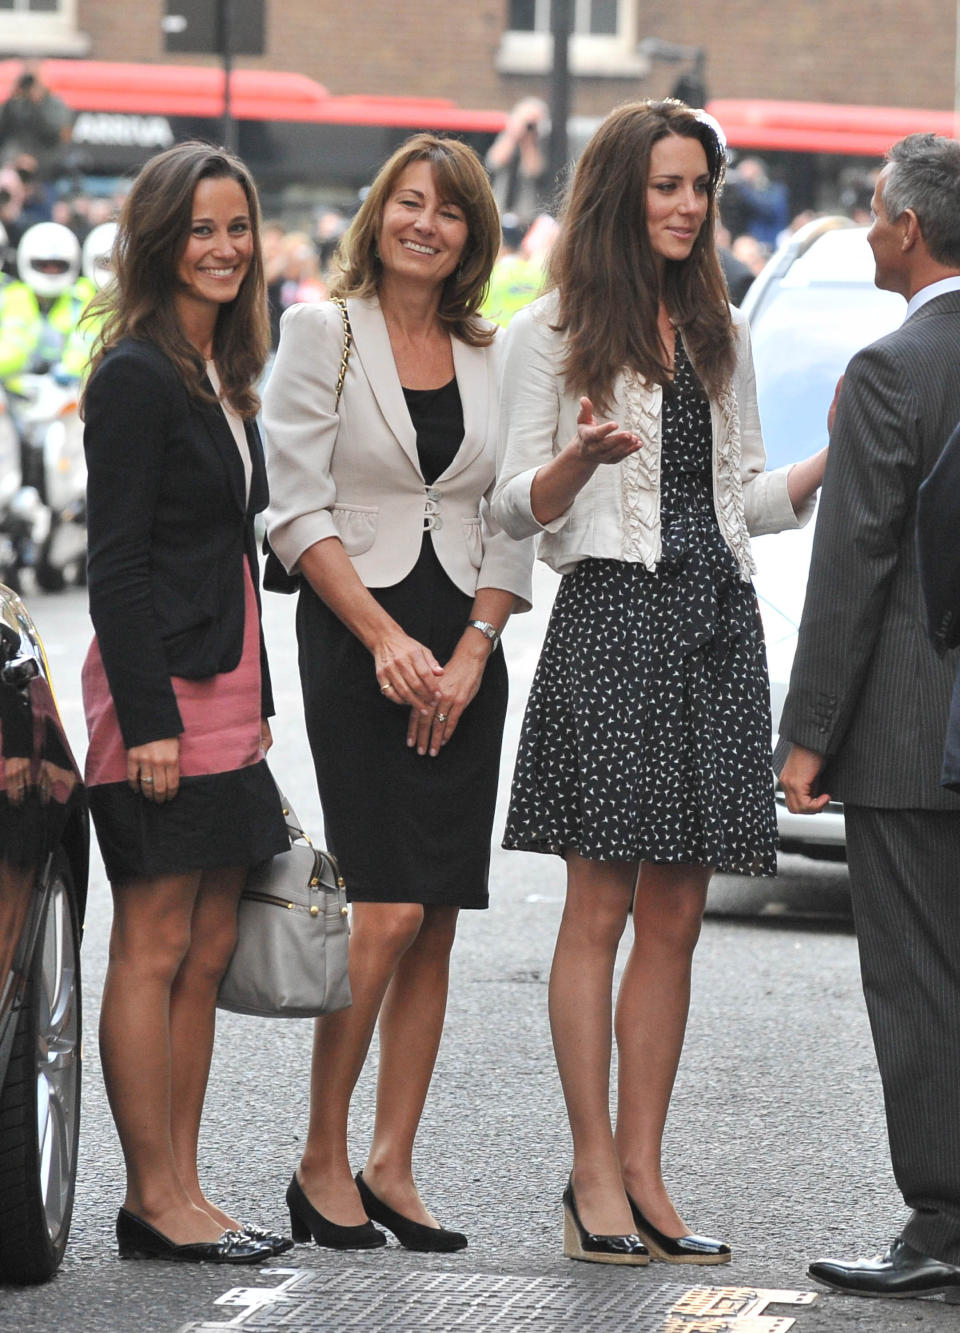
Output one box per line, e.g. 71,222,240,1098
508,0,618,35
498,0,646,77
0,0,90,55
0,1,63,11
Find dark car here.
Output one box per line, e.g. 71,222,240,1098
0,581,87,1283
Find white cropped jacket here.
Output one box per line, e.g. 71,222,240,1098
492,292,813,579
262,298,533,610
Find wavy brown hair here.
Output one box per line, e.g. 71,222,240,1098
329,133,500,347
82,141,268,418
549,100,735,410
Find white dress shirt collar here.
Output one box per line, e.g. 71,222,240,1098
905,274,960,320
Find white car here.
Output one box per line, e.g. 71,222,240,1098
743,219,906,855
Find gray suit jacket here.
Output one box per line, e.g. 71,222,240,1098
777,290,960,809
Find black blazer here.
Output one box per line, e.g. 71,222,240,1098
84,337,274,750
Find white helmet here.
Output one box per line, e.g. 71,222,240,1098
82,221,118,289
16,222,81,299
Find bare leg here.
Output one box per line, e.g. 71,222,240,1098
98,870,225,1244
168,864,247,1231
549,851,638,1236
297,901,424,1225
362,905,460,1226
615,862,712,1236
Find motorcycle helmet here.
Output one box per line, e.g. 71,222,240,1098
81,221,118,289
16,222,82,300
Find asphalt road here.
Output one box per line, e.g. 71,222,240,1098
0,572,956,1331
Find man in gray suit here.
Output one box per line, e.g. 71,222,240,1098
779,133,960,1300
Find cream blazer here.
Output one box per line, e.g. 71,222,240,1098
262,298,533,609
492,291,813,579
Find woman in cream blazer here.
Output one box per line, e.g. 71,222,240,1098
493,295,810,577
262,134,531,1257
265,297,527,603
491,101,827,1268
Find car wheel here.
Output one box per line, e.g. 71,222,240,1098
0,855,82,1283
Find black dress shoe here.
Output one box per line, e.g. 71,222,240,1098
626,1194,731,1265
286,1172,386,1250
116,1209,273,1264
355,1171,467,1252
238,1223,295,1255
562,1178,649,1265
808,1235,960,1300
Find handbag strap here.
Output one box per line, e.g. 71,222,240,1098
331,296,352,409
274,788,308,843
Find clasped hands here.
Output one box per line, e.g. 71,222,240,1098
375,629,484,758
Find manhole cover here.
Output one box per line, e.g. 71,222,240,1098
178,1266,816,1331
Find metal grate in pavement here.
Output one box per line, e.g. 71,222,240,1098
177,1266,817,1332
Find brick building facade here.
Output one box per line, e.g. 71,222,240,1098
5,1,959,117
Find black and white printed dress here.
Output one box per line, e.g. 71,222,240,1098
503,338,778,877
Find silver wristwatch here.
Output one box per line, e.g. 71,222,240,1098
467,619,500,650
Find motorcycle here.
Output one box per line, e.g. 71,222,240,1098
3,370,86,593
0,382,50,595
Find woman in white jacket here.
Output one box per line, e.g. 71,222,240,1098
264,135,532,1255
493,100,826,1266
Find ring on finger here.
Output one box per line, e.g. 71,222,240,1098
436,712,448,724
140,775,154,785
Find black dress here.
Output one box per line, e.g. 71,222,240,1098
503,340,778,877
297,378,508,908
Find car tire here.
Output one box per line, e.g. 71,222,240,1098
0,855,82,1283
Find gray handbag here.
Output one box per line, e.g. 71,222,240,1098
217,793,352,1018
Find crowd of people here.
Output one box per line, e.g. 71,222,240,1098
2,73,959,1304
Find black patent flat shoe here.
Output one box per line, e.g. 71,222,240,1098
116,1208,273,1264
286,1171,386,1250
355,1171,467,1252
626,1194,731,1265
237,1222,295,1255
562,1178,649,1265
808,1236,960,1300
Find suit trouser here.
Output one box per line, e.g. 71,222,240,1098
845,805,960,1263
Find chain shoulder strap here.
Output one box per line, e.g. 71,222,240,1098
331,297,352,408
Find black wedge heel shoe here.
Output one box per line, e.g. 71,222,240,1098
238,1222,294,1255
561,1179,649,1266
355,1171,467,1252
286,1172,386,1250
626,1194,731,1264
116,1209,273,1264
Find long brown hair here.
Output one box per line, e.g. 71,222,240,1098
83,141,268,418
330,133,501,348
549,100,735,410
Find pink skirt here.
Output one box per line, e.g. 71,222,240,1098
82,562,288,883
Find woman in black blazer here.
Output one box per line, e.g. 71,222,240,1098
80,142,288,1264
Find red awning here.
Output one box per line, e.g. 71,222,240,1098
0,58,506,132
708,98,959,156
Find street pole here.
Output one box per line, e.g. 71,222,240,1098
548,0,572,197
220,0,237,153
